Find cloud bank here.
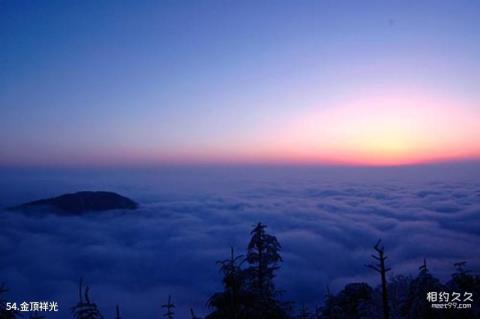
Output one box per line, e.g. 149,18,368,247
0,164,479,318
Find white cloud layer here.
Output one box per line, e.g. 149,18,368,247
0,164,479,318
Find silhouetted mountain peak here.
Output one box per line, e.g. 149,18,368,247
10,191,138,214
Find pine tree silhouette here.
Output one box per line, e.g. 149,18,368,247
401,259,443,319
320,282,374,319
161,295,175,319
207,224,291,319
245,223,282,298
206,247,251,319
244,222,289,319
71,278,104,319
447,261,480,318
387,274,412,319
449,261,477,291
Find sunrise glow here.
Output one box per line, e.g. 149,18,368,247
1,1,480,168
261,90,480,166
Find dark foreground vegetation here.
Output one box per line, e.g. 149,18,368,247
1,223,479,319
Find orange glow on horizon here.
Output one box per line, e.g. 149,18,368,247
7,90,477,168
250,90,480,166
122,90,478,167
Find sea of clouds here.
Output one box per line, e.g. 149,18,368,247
0,163,479,318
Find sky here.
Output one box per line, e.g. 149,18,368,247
1,0,480,167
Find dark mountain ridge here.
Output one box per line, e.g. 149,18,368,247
9,191,138,214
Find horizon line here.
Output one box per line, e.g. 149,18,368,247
1,157,480,171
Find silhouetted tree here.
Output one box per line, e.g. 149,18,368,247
445,261,480,318
448,261,478,292
387,275,412,319
401,259,443,319
244,222,289,319
320,283,374,319
367,239,390,319
207,224,290,319
114,305,121,319
245,223,282,296
206,247,252,319
71,279,104,319
162,295,175,319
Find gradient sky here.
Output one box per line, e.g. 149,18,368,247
1,0,479,167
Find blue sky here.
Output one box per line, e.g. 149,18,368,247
1,1,479,166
